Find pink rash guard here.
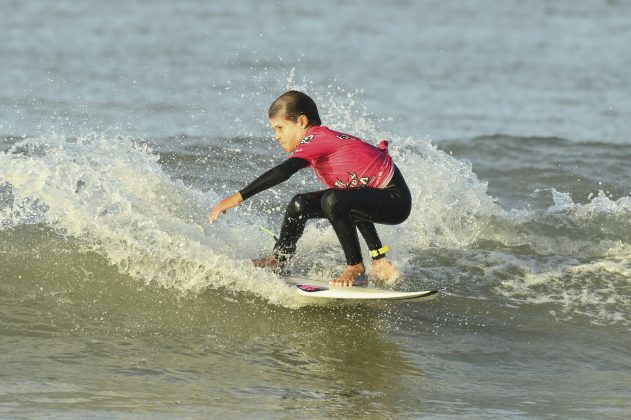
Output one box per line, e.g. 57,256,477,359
290,126,395,189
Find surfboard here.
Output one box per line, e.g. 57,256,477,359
286,278,438,301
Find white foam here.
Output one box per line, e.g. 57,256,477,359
0,133,298,306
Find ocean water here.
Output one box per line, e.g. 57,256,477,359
1,0,630,418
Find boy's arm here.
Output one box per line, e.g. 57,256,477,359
209,157,309,223
238,157,309,200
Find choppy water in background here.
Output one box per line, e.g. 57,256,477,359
1,0,630,418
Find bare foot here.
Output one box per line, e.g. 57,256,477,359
252,255,278,268
252,256,288,275
371,258,401,286
329,263,367,287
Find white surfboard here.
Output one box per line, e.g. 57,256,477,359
286,278,438,301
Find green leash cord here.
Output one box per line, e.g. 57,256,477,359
259,225,278,242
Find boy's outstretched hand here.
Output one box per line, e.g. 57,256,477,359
209,192,244,223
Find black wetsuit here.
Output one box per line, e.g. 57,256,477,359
240,157,412,265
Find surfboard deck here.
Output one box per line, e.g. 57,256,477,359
286,278,438,301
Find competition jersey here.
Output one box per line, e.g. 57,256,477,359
290,126,394,189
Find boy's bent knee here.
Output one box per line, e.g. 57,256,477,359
286,193,311,217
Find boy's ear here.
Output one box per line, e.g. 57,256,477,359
297,114,309,128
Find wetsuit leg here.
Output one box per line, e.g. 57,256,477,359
320,189,362,264
273,193,386,263
356,222,384,257
320,166,411,266
273,191,326,261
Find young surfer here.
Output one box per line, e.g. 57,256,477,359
210,90,412,287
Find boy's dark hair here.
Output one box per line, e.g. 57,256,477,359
268,90,322,127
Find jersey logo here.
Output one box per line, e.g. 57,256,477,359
335,173,372,188
300,134,314,144
336,134,360,141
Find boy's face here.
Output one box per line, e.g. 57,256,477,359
269,115,309,153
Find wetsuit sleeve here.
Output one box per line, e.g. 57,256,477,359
238,157,310,200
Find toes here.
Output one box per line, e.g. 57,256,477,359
329,274,366,287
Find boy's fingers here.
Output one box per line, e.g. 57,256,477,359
209,207,228,224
